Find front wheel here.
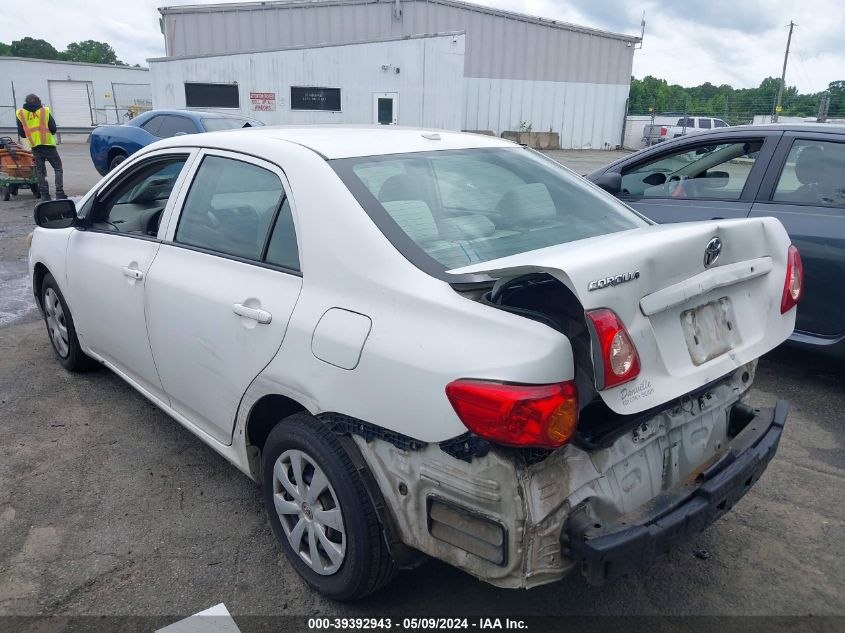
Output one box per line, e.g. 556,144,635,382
262,413,397,600
41,273,97,372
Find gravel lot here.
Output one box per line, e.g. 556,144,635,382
0,144,843,624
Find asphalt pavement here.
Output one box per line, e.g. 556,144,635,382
0,143,843,623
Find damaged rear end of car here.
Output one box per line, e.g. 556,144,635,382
329,143,800,589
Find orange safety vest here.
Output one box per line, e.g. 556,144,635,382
16,106,57,147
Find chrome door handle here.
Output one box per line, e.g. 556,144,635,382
232,303,272,324
122,267,144,280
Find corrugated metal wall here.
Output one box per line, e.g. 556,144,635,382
150,34,464,130
158,0,637,148
161,0,636,84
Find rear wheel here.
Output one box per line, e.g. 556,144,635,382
262,413,397,600
1,186,9,201
31,184,40,198
108,152,126,172
41,274,97,372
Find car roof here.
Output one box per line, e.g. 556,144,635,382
708,123,845,134
139,109,258,121
152,125,517,159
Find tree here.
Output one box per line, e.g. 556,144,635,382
0,42,11,56
10,37,58,59
60,40,123,65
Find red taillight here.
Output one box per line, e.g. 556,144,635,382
780,245,804,314
585,308,641,390
445,380,578,449
660,127,668,136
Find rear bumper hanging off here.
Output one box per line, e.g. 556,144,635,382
564,400,789,585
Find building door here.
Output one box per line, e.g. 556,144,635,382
373,92,398,125
48,80,94,127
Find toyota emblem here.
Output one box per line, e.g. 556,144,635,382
704,237,722,268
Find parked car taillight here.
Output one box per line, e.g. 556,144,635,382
445,380,578,449
780,245,804,314
660,127,668,136
585,308,641,390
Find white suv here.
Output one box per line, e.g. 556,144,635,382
29,127,801,599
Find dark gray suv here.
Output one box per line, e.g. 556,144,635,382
588,124,845,357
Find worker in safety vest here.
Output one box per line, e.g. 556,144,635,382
16,94,66,200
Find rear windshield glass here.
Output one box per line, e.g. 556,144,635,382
201,118,260,131
331,148,646,272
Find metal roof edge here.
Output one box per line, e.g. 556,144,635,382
0,56,150,71
158,0,641,43
146,30,466,63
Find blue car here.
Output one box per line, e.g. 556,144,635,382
89,109,263,175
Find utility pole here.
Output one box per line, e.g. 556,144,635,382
772,21,796,123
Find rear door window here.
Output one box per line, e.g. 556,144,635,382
620,140,764,200
175,155,285,261
140,115,164,137
156,115,197,138
698,119,712,129
772,139,845,207
714,119,729,128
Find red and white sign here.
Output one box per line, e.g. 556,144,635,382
250,92,276,111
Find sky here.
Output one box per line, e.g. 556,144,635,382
4,0,844,93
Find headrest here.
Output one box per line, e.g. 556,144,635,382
382,200,439,244
379,174,422,203
438,214,496,241
795,146,825,185
496,183,556,227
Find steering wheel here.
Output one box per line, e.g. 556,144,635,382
146,209,164,236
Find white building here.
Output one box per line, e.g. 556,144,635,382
154,0,640,149
150,33,465,131
0,57,151,131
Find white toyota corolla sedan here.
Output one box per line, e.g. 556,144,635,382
29,127,802,599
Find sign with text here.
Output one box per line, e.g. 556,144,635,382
250,92,276,111
290,86,341,112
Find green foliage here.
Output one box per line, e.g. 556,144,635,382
629,76,845,122
5,36,127,65
60,40,124,65
10,37,59,60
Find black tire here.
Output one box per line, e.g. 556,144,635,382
40,273,98,372
10,185,18,196
262,413,397,600
1,186,9,201
108,152,126,172
31,184,40,198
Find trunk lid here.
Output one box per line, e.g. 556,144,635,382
449,218,796,415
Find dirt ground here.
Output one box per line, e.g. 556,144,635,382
0,144,843,624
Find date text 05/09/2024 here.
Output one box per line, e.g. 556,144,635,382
307,618,528,630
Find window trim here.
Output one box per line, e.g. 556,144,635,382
756,131,845,208
80,150,197,242
163,148,302,276
617,135,777,203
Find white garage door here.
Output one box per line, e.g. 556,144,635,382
48,81,93,127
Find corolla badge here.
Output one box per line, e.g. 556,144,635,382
704,237,722,268
588,270,640,291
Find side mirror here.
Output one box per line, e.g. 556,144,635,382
593,171,622,195
34,199,77,229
